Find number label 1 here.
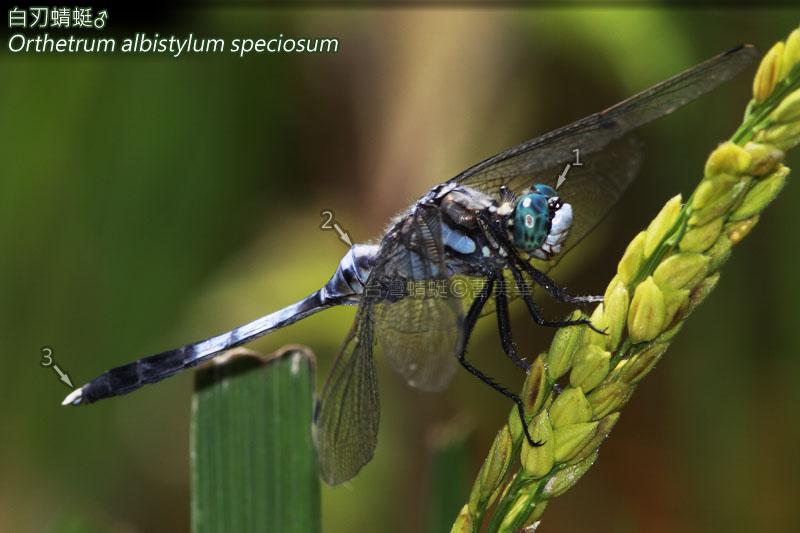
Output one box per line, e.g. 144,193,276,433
572,148,583,166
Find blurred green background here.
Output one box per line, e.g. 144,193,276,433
2,6,799,532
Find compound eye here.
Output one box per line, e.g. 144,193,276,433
533,183,558,198
512,193,550,252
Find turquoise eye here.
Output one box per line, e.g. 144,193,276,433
513,193,550,251
533,183,558,198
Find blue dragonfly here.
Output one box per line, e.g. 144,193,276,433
63,45,757,485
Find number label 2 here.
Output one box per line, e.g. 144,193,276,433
319,210,336,230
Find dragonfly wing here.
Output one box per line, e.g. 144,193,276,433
450,45,756,252
315,305,379,485
546,134,644,255
369,202,465,391
374,292,463,392
473,134,644,300
452,45,755,193
467,135,644,316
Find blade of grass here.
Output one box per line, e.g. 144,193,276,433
191,346,320,533
426,420,472,533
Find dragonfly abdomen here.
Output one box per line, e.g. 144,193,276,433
64,245,381,406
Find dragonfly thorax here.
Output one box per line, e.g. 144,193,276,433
510,183,572,260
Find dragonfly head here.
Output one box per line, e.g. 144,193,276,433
511,184,572,259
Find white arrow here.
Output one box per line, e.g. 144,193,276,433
53,364,74,389
332,222,353,247
556,163,572,189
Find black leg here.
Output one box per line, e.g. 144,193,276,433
514,257,602,306
495,276,531,372
508,264,604,334
459,275,542,448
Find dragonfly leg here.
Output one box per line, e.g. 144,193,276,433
494,276,532,372
459,275,542,448
515,257,603,306
508,264,604,334
477,210,601,307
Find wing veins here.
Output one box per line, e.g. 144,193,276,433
450,45,757,188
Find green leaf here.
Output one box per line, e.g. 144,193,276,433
426,421,471,533
191,347,320,533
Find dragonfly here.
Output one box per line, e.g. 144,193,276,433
63,45,757,485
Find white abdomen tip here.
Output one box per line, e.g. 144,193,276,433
62,387,83,406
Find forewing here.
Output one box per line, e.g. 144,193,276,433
315,306,379,485
452,45,756,197
451,46,754,280
546,134,644,255
475,136,643,317
374,292,463,392
477,134,644,299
